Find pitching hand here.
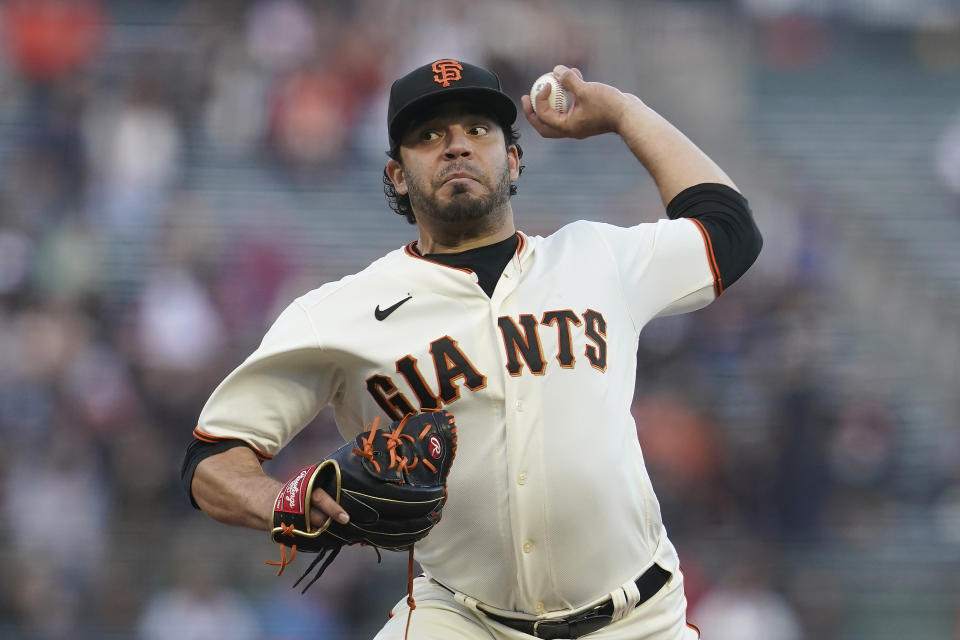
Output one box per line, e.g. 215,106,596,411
522,65,639,140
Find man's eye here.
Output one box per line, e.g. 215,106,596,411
422,130,440,141
469,125,489,136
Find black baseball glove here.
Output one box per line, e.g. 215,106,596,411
268,410,458,592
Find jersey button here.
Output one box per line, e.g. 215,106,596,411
515,400,524,412
534,602,545,614
522,540,534,554
518,472,527,485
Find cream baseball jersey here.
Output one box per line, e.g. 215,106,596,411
194,218,717,616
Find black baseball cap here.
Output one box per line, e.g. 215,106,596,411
387,59,517,146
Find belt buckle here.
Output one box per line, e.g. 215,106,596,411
533,619,571,640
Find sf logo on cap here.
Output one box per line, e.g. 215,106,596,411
432,59,463,87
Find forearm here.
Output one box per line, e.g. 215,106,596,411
616,95,738,206
191,445,282,531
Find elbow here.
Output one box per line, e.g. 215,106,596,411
747,221,763,266
733,221,763,284
714,219,763,293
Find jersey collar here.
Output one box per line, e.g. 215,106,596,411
403,231,527,273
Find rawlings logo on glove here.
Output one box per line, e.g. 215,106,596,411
278,468,311,511
267,410,458,593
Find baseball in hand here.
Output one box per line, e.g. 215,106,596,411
530,72,568,114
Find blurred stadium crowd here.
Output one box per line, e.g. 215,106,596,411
1,1,960,639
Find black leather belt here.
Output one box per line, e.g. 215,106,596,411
440,564,671,640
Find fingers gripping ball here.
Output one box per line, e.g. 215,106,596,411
268,410,458,592
530,72,568,114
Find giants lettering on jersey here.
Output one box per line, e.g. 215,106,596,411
366,309,608,419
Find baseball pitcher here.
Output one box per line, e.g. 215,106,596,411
182,59,762,640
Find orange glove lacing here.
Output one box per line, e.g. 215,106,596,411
265,523,298,575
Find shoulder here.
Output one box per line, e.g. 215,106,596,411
260,248,407,344
536,219,607,246
537,219,664,250
529,219,703,273
294,248,407,311
546,219,669,239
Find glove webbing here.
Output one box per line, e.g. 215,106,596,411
352,414,441,475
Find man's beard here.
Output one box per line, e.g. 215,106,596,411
407,163,511,226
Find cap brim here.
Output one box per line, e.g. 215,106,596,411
389,87,517,145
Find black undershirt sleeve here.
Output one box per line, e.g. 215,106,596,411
180,438,260,509
665,183,762,293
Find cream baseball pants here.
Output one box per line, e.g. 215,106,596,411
373,571,700,640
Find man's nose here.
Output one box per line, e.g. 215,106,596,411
443,128,472,158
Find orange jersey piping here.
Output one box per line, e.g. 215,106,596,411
687,218,723,297
403,232,525,273
192,427,273,461
404,242,474,274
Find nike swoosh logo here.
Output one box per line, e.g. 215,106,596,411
374,295,412,321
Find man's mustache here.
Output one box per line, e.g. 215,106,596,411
436,164,483,185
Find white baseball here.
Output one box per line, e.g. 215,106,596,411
530,72,568,114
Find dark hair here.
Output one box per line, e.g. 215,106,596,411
383,124,525,224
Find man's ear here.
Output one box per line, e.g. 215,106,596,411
386,158,407,195
507,145,520,182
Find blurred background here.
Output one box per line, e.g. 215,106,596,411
1,0,959,638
